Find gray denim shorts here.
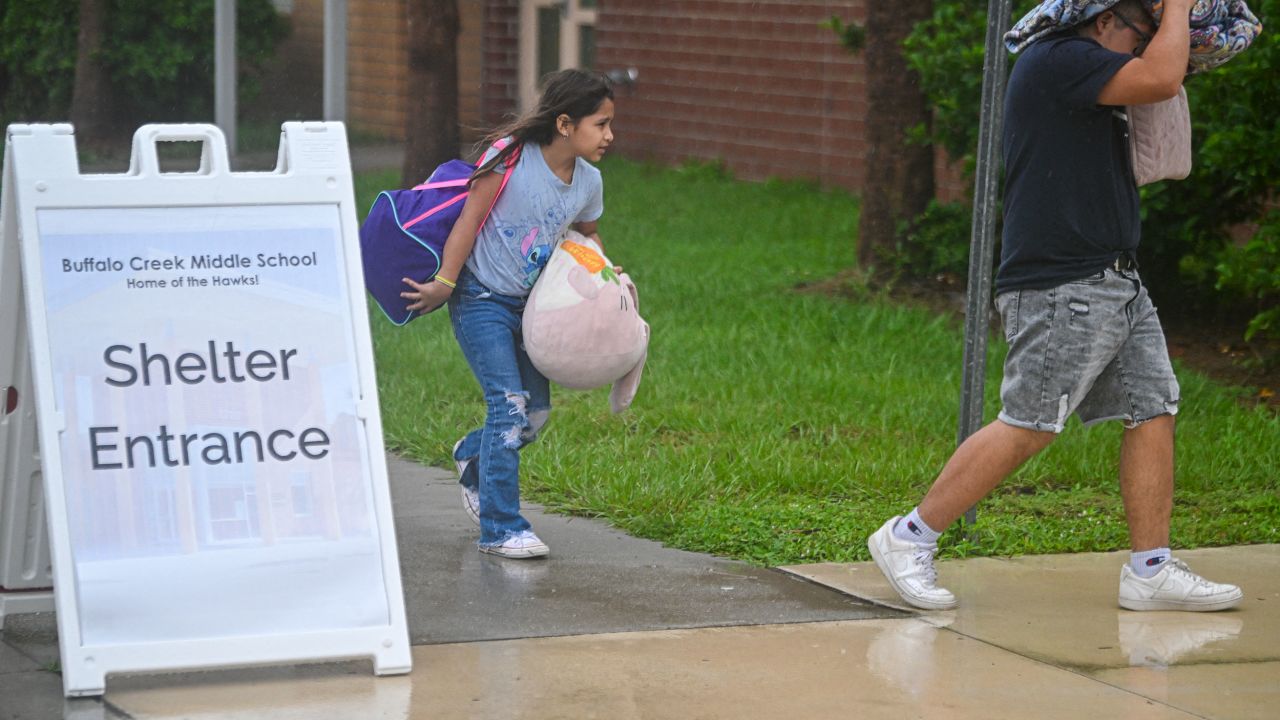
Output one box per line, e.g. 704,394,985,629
994,268,1180,433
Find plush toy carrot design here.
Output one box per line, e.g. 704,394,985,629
561,240,618,282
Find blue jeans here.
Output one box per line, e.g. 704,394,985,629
448,267,551,546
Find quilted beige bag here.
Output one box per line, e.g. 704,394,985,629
1127,86,1192,186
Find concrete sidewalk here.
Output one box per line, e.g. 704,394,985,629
2,451,1274,718
0,454,896,719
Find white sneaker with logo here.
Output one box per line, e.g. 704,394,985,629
868,516,957,610
480,530,550,559
454,439,479,526
1119,558,1243,612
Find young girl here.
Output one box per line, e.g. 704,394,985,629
400,69,615,559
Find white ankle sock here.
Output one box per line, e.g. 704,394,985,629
893,508,941,545
1130,547,1171,578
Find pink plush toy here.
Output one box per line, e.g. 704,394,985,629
522,231,649,413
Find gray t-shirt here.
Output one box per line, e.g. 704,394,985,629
466,141,604,297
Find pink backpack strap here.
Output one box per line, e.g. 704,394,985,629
479,143,520,231
410,177,469,191
404,139,520,233
474,136,515,168
400,192,468,230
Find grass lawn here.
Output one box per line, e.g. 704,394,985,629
356,158,1280,567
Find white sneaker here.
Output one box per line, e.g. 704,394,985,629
454,439,479,526
868,516,957,610
1119,558,1243,612
479,530,550,559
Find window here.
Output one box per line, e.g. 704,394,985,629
520,0,600,109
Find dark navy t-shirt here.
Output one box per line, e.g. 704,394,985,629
996,35,1139,294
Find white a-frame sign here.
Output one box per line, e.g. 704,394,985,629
0,123,411,696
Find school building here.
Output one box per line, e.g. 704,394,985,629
260,0,964,201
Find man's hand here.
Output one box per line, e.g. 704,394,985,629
1096,0,1192,105
401,277,453,315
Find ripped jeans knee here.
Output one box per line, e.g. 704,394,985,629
492,390,551,449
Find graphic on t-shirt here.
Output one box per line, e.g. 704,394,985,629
520,226,553,287
467,143,603,297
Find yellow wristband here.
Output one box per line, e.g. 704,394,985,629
435,276,457,289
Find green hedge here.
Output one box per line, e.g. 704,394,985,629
0,0,286,127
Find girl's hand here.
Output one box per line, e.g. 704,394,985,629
401,277,453,315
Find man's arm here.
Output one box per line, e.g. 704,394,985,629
1096,0,1192,105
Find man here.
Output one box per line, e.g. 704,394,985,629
868,0,1242,612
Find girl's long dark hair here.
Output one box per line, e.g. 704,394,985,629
470,69,613,183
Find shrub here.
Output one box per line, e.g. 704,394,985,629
1216,209,1280,353
0,0,79,120
894,1,1037,277
902,0,1280,360
896,199,974,277
0,0,287,127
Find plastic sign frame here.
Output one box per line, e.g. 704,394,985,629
2,123,411,697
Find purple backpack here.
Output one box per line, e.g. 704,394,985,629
359,140,519,325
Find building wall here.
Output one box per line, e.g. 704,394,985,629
480,0,521,131
594,0,965,199
596,1,869,190
347,0,486,143
267,1,963,198
348,0,409,139
262,1,486,144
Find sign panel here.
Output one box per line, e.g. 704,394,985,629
0,136,54,626
2,123,410,696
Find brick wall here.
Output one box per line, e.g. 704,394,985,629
596,0,964,197
265,0,966,197
480,0,521,132
348,0,409,138
596,1,870,190
459,3,486,144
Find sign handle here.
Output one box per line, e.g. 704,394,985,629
128,124,231,178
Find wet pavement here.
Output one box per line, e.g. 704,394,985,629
2,449,1275,719
0,453,896,719
387,457,896,646
784,544,1278,720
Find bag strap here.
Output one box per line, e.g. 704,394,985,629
478,142,521,233
409,137,517,190
411,177,469,191
402,139,520,231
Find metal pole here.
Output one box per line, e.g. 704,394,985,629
323,0,348,122
957,0,1014,527
214,0,237,157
